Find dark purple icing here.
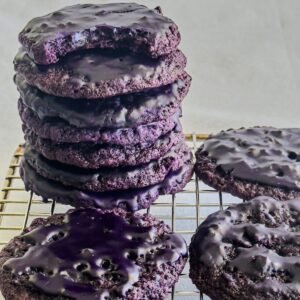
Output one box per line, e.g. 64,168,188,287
15,73,190,129
3,208,187,298
19,3,180,64
190,196,300,296
20,152,193,211
201,127,300,190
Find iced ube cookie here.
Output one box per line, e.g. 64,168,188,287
25,129,184,168
16,73,191,129
20,155,194,211
0,208,188,299
189,196,300,300
19,3,181,64
195,127,300,201
23,143,191,193
19,101,181,145
14,48,186,99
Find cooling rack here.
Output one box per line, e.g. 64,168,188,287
0,133,243,300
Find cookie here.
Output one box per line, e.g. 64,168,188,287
15,72,191,128
20,155,194,211
14,48,186,99
19,3,181,64
25,129,184,168
19,99,181,145
0,208,187,299
24,143,191,192
18,100,181,146
195,127,300,201
189,196,300,300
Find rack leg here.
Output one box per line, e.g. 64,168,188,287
171,286,175,299
50,199,56,215
200,291,204,300
218,191,223,210
22,191,33,230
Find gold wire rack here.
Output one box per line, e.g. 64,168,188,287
0,133,243,300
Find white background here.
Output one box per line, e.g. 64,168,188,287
0,1,300,299
1,0,300,181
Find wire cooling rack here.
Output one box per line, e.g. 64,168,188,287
0,133,243,300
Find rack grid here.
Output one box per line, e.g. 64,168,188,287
0,133,243,300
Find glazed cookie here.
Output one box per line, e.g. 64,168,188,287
15,73,191,128
19,100,181,145
24,143,191,192
19,3,181,64
189,196,300,300
0,208,187,299
195,127,300,201
24,129,184,168
14,48,186,99
20,155,194,211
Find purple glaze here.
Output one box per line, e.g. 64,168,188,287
19,99,182,145
14,48,186,99
190,196,300,298
202,127,300,190
3,209,187,299
15,73,190,128
20,152,193,211
19,3,180,64
23,141,188,192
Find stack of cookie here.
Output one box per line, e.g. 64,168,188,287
15,3,193,211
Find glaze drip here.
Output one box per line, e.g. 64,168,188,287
4,208,187,299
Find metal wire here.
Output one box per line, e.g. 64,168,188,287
0,134,242,299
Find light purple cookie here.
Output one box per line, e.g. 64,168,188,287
19,100,181,145
0,208,187,299
15,73,191,128
20,154,194,211
14,48,186,99
24,143,191,192
25,129,184,168
19,3,181,64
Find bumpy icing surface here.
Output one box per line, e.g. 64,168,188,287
14,48,186,99
19,3,180,64
20,154,193,211
16,73,190,128
201,127,300,190
3,208,187,298
190,196,300,297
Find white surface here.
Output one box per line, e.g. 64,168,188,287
1,0,300,181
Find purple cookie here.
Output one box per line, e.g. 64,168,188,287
0,208,187,299
19,3,181,64
14,48,186,99
25,129,184,168
24,143,191,192
19,100,181,145
20,154,194,211
189,196,300,300
15,73,191,128
195,127,300,201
